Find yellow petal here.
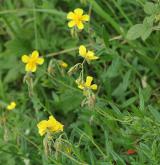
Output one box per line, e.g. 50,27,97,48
39,130,45,136
77,21,84,30
86,51,94,57
75,79,81,85
86,51,99,60
48,115,57,124
52,121,64,132
25,63,37,72
91,84,97,90
67,12,75,19
85,76,93,87
7,105,12,110
82,14,90,21
78,84,84,90
59,61,68,68
11,102,16,108
79,45,87,57
31,50,39,58
74,8,83,16
21,55,29,63
37,120,48,129
48,115,64,132
37,120,48,136
56,122,64,131
31,65,37,72
89,56,99,60
68,21,76,28
37,57,44,65
7,101,16,110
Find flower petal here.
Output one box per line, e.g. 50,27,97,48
78,84,84,90
31,65,37,72
37,57,44,65
7,102,16,111
74,8,83,16
25,64,30,72
91,84,97,90
56,122,64,131
48,115,64,132
10,102,16,108
37,120,48,136
25,63,37,72
85,76,93,87
79,45,87,57
86,51,94,57
87,51,99,60
77,21,84,30
67,12,75,19
7,105,11,110
31,50,39,58
89,56,99,60
48,115,57,124
21,55,29,63
59,61,68,68
82,14,90,21
68,21,76,28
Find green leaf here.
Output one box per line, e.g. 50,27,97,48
102,25,109,48
121,96,137,108
106,57,121,78
4,67,20,83
109,102,122,116
143,16,154,27
148,105,160,122
141,26,152,41
53,90,82,113
144,2,156,15
87,0,123,34
139,87,144,111
112,70,131,97
141,16,154,40
127,24,144,40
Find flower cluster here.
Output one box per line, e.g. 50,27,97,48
0,6,99,160
18,7,98,140
67,8,99,107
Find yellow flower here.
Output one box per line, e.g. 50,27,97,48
77,76,97,91
67,8,90,30
21,50,44,72
59,60,68,68
79,45,99,62
65,146,72,154
7,102,16,111
37,115,63,136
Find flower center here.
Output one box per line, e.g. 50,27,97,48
28,57,38,65
74,15,83,24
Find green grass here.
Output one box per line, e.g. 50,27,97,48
0,0,160,164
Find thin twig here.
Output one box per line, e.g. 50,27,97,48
46,35,122,58
46,44,91,57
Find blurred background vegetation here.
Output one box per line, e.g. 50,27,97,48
0,0,160,164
